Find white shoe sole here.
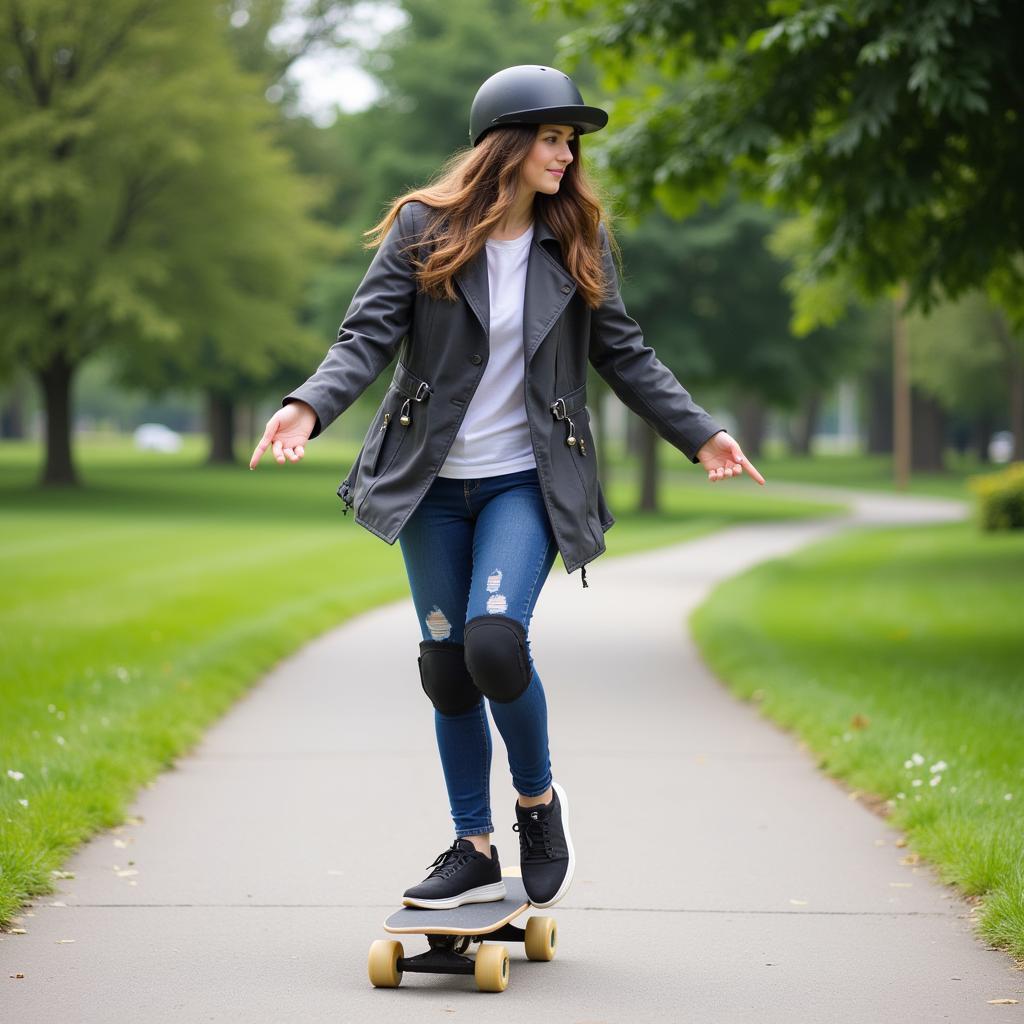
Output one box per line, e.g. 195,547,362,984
527,780,575,909
402,880,507,911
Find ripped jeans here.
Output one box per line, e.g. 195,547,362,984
397,466,559,839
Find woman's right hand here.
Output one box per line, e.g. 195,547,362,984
250,401,318,469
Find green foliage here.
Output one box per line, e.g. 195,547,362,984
969,462,1024,531
548,0,1024,315
0,0,329,394
617,199,867,408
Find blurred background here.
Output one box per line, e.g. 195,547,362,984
1,0,1020,488
2,0,1022,960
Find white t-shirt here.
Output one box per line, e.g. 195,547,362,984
437,223,537,479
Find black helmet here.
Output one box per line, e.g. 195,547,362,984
469,65,608,147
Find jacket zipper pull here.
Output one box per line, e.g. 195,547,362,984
380,411,391,433
565,417,577,449
578,435,587,457
399,398,412,426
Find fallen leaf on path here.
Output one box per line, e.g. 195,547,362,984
987,999,1019,1005
900,853,921,865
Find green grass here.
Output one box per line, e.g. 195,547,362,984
0,435,841,927
602,438,995,501
690,520,1024,961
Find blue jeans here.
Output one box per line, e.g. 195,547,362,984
397,467,559,839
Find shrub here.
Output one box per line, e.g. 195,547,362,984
969,461,1024,531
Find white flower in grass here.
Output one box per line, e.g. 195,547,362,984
55,735,66,746
911,753,925,766
7,770,24,781
930,760,947,773
904,759,914,769
18,799,28,808
930,775,942,787
911,779,923,787
1005,794,1013,801
896,792,906,800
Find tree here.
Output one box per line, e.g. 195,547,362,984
0,0,324,481
547,0,1024,312
616,200,866,507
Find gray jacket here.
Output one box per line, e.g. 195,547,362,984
282,200,724,585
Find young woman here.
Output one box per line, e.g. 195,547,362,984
250,65,764,912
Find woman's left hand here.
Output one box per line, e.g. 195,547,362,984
696,431,766,485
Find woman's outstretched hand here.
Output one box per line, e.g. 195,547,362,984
249,401,318,469
696,430,766,485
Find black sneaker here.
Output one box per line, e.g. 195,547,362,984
402,838,507,910
513,781,574,908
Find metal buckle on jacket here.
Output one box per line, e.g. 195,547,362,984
550,397,567,421
399,380,432,427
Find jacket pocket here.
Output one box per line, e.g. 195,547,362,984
360,388,398,477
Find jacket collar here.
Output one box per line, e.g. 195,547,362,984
455,210,577,366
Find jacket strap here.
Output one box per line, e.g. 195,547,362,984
549,383,587,420
392,361,432,403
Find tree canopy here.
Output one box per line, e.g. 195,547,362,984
548,0,1023,315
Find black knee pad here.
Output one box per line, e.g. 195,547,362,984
417,640,481,716
463,614,532,703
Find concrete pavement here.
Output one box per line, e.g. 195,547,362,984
4,483,1022,1022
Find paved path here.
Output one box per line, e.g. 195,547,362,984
5,484,1022,1022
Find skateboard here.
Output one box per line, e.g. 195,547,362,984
367,872,557,993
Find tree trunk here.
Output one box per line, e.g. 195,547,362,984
972,411,993,464
207,391,236,465
637,419,659,513
892,287,911,489
1008,340,1024,462
36,351,79,486
988,309,1023,462
864,367,893,454
910,388,947,473
790,391,821,456
734,393,767,458
1,387,26,439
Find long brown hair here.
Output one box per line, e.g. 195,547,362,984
364,125,620,309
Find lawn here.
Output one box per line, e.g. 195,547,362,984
690,520,1024,961
601,437,996,501
0,434,841,927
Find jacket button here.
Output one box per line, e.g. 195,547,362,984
470,353,482,365
561,284,572,294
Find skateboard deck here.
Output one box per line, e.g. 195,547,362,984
368,872,557,993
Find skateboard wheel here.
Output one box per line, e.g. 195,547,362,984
368,939,404,988
474,943,509,992
524,916,557,961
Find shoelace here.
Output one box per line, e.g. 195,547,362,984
424,841,474,880
513,813,554,863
